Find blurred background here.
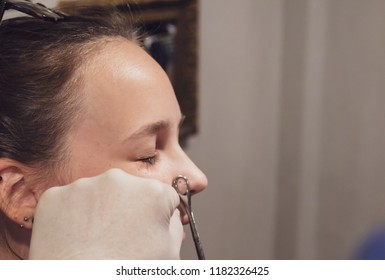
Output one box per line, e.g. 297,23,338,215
9,0,385,259
187,0,385,260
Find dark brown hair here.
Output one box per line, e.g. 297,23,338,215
0,7,140,259
0,10,140,171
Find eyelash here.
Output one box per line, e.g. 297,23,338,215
139,153,159,167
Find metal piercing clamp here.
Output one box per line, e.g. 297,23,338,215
172,175,205,260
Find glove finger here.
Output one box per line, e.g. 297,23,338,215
168,208,184,259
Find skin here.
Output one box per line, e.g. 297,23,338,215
0,37,207,259
66,38,207,191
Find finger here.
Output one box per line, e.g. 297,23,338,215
153,181,181,213
168,208,184,259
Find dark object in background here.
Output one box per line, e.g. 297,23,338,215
355,226,385,260
144,23,176,76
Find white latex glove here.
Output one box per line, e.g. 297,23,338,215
28,169,183,259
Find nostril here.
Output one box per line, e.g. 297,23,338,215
172,175,189,195
189,189,199,196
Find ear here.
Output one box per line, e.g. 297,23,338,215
0,159,37,229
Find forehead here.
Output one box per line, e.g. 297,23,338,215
75,38,180,138
83,38,163,87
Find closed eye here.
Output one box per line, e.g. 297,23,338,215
139,154,159,166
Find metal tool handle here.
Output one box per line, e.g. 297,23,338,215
172,175,206,260
182,201,206,260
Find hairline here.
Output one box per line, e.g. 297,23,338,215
42,35,140,184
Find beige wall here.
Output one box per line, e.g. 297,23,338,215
13,0,385,259
184,0,385,259
314,0,385,259
182,0,283,259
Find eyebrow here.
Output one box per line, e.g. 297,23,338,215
126,115,185,141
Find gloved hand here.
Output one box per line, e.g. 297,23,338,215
28,168,183,259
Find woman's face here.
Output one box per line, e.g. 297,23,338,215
60,38,207,205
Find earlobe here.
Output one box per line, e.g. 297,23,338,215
0,159,37,229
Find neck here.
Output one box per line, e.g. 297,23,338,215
0,215,31,260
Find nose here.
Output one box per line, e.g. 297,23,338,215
171,148,208,196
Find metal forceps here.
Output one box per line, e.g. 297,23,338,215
172,175,205,260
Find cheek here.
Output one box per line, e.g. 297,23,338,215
61,148,116,184
62,125,122,182
124,154,174,185
131,163,171,183
32,175,59,200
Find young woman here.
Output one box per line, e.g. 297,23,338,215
0,2,207,259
